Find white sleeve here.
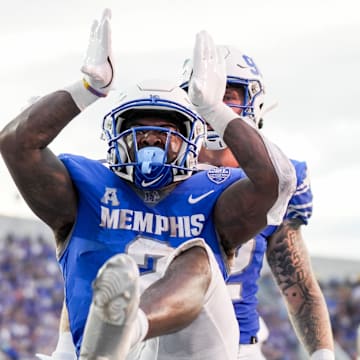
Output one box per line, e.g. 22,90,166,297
260,134,296,225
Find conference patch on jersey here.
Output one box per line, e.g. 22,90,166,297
207,168,231,184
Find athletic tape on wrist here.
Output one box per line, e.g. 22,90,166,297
64,80,99,111
199,103,238,138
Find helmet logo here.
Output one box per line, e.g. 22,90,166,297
150,94,160,103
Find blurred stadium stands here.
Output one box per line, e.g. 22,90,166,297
0,215,359,359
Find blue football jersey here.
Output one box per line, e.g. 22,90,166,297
226,159,313,344
57,154,245,354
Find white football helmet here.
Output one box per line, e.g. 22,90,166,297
102,80,206,190
181,45,266,150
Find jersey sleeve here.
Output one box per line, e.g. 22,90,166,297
284,160,313,225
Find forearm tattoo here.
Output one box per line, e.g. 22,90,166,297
267,219,333,353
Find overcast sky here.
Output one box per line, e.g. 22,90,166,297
0,0,359,260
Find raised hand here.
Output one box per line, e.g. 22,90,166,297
81,8,114,97
188,30,226,110
188,31,236,138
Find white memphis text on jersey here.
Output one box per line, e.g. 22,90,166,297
100,186,206,236
100,206,205,237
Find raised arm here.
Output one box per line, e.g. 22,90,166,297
0,92,80,240
0,9,114,244
188,31,295,253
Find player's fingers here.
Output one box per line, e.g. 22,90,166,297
193,31,206,77
216,46,224,65
215,48,226,80
202,31,212,62
102,8,112,21
90,20,98,41
101,17,112,54
207,32,217,62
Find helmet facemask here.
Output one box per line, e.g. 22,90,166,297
102,81,206,189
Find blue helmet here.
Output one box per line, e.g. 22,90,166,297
102,79,206,190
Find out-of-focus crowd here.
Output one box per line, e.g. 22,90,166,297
0,232,359,360
0,233,63,360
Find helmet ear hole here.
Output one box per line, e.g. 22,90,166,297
258,103,264,129
258,118,264,129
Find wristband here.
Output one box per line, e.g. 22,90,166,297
199,102,258,142
64,80,99,111
82,78,107,98
310,349,335,360
197,102,238,138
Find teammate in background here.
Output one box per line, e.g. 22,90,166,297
181,45,335,360
0,9,295,360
